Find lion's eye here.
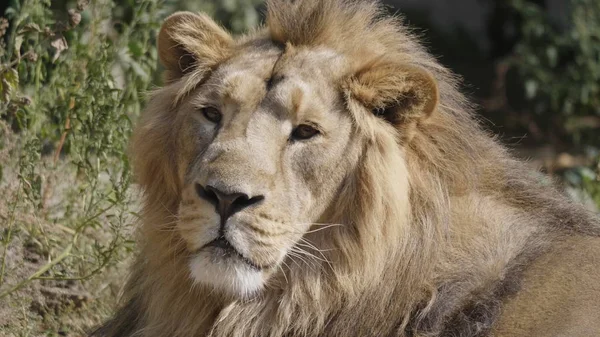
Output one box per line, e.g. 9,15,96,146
291,124,320,141
201,107,222,124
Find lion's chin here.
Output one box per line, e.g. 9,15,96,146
188,250,266,298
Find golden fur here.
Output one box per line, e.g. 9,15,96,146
93,1,600,336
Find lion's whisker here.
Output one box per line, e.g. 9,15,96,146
303,223,344,234
287,251,317,272
278,262,289,285
290,247,325,267
291,246,329,264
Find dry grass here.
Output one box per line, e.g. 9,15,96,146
0,121,137,337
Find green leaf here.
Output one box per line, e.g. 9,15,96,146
0,68,19,103
129,60,149,81
128,41,143,58
14,36,23,58
525,80,538,99
546,47,558,67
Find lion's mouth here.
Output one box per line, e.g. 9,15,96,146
201,237,267,270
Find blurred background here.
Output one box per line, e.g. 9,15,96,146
0,0,598,335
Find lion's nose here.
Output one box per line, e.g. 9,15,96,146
195,184,265,222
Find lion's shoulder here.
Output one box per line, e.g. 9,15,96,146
493,235,600,336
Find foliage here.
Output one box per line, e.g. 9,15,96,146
0,0,160,334
164,0,264,34
509,0,600,207
564,155,600,209
509,0,600,146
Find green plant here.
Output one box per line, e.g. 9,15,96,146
164,0,264,33
509,0,600,146
0,0,160,334
509,0,600,208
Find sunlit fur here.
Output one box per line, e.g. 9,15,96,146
94,1,600,337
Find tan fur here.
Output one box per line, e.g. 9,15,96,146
94,1,600,336
158,12,233,82
493,236,600,336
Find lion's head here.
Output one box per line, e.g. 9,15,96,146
133,1,440,299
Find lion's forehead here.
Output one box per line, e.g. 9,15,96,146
199,47,347,128
277,47,348,80
219,48,279,80
208,46,347,109
204,49,278,105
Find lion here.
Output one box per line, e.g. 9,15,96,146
93,0,600,336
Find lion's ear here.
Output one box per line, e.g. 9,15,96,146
158,12,233,82
345,61,439,131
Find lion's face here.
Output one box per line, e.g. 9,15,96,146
136,11,438,298
175,46,360,296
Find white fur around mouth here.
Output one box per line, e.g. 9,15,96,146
189,245,266,297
